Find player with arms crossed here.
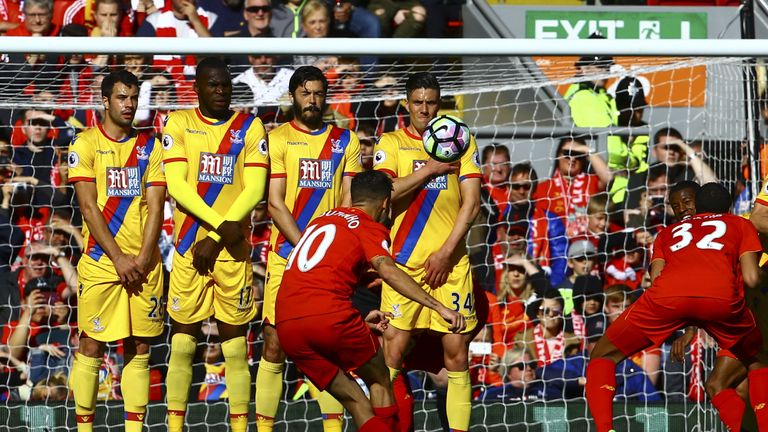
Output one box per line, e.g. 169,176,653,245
373,72,482,432
255,65,363,432
586,183,768,432
68,70,166,432
277,170,465,432
162,57,269,432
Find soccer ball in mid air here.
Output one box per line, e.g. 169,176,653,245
421,115,471,163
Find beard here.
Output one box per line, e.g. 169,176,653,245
376,209,393,229
293,100,323,129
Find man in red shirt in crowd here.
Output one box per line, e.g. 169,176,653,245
585,182,768,432
276,170,465,432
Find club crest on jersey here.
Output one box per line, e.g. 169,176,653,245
391,304,402,318
331,139,344,154
198,153,235,184
171,297,181,312
106,167,141,197
230,129,244,147
91,317,104,333
413,160,447,190
136,145,149,161
298,158,332,189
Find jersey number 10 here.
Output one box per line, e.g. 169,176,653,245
286,224,337,272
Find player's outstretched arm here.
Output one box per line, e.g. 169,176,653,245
424,177,481,289
739,251,760,289
136,184,166,274
268,176,303,247
74,181,142,287
372,254,465,333
389,159,458,202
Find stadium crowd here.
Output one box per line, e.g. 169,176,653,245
0,0,754,428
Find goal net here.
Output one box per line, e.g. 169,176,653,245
0,38,762,431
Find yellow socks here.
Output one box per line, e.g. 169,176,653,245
122,353,150,432
255,358,284,432
222,337,251,432
446,370,471,432
317,389,344,432
166,333,197,432
70,353,102,432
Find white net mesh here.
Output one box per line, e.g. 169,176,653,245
0,50,761,431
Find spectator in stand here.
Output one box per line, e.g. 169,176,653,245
468,177,500,293
650,127,717,184
501,162,567,286
0,0,23,34
479,347,546,401
12,110,70,186
369,74,409,134
565,35,616,136
29,372,68,402
0,179,25,270
135,71,176,133
493,254,549,348
249,200,270,283
61,0,136,36
555,240,597,315
44,209,84,263
568,275,606,348
368,0,425,38
292,0,347,70
328,58,364,129
5,0,60,36
199,0,245,36
516,290,580,367
468,325,504,397
328,0,381,39
226,0,274,72
533,137,612,239
481,143,510,216
626,164,673,231
196,321,228,401
609,76,650,205
232,52,292,106
270,0,305,37
4,274,72,364
136,0,218,84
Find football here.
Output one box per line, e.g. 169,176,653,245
421,114,471,163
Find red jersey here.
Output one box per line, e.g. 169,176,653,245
651,213,761,301
276,207,391,323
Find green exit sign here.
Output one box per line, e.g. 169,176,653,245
526,11,708,39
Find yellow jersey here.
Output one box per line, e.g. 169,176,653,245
162,109,269,258
373,128,482,268
267,121,362,259
68,124,165,262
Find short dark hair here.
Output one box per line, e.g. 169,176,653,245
196,56,230,81
653,127,684,145
695,182,732,214
669,180,700,197
289,66,328,95
510,161,538,189
481,144,510,165
647,164,668,184
405,72,440,99
101,69,139,99
351,171,392,205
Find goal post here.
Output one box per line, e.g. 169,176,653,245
1,36,765,432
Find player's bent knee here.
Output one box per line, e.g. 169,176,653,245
78,336,106,358
704,378,725,398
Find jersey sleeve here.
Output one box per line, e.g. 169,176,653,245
268,128,287,178
161,112,187,164
244,117,269,169
146,134,166,187
343,131,363,177
67,133,95,183
650,230,667,263
458,135,482,182
359,221,392,263
738,218,762,256
372,134,399,178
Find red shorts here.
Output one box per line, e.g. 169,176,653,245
607,293,763,361
277,309,380,391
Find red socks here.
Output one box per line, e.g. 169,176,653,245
586,358,617,432
392,373,414,432
749,368,768,431
711,389,745,432
374,405,399,432
359,416,390,432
